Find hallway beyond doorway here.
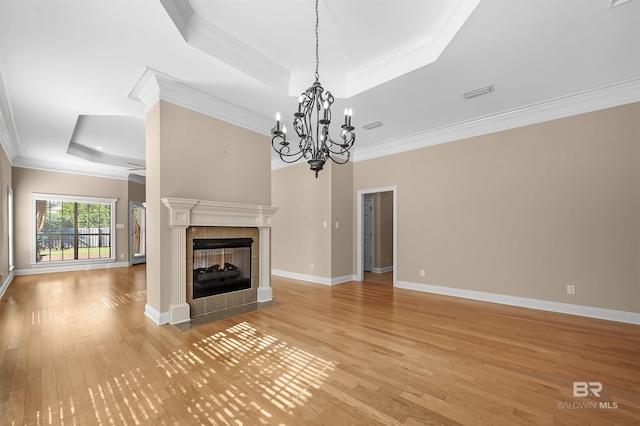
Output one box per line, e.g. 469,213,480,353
363,271,393,285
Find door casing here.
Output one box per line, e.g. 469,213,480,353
356,186,397,286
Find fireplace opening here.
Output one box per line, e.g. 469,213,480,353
193,238,252,299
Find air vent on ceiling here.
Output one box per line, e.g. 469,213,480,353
462,84,495,99
363,121,383,130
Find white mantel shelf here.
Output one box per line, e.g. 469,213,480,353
160,197,279,325
161,198,278,228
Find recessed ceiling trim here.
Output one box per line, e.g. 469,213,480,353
608,0,632,8
344,0,482,98
187,14,290,92
160,0,481,99
128,68,273,136
0,55,22,162
160,0,289,92
158,0,194,39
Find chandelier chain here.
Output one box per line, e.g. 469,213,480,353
315,0,319,81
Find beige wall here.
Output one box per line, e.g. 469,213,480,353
0,144,12,283
272,103,639,313
146,102,164,315
128,180,145,203
157,101,271,204
331,162,354,278
272,160,353,280
272,162,332,278
146,101,272,315
354,103,640,313
12,168,130,270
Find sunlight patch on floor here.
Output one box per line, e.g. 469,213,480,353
156,321,336,424
100,290,147,308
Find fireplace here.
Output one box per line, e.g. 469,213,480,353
193,238,252,298
158,198,278,325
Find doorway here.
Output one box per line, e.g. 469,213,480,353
130,202,146,265
356,186,397,286
363,197,374,272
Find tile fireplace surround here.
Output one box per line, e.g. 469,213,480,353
161,198,278,325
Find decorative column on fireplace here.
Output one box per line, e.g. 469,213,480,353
161,198,278,325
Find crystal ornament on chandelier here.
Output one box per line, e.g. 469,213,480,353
271,0,355,178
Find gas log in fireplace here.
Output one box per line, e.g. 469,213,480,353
192,238,252,299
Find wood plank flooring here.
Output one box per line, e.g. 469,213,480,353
0,265,638,425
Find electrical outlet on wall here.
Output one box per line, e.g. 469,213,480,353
420,269,426,277
567,285,576,295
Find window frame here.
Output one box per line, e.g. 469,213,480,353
31,193,117,266
7,186,14,272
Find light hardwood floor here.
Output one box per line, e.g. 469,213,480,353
1,265,638,425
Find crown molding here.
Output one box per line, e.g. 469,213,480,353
160,0,289,92
66,141,145,170
160,0,480,99
128,68,272,135
128,173,146,185
187,14,290,92
289,0,480,98
0,55,22,163
353,78,640,163
344,0,481,98
11,157,131,181
158,0,193,40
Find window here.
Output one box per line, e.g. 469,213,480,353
32,194,116,264
7,186,14,271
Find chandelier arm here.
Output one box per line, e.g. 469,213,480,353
324,131,355,154
327,153,351,165
272,134,305,163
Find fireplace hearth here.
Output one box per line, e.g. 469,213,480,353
193,238,252,299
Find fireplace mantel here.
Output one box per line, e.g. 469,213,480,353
161,197,278,324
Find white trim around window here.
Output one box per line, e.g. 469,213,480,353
30,193,117,267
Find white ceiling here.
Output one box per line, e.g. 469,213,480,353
0,0,639,180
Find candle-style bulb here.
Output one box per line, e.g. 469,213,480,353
282,125,287,134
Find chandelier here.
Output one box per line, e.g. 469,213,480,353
271,0,355,178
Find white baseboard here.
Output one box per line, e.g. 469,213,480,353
15,260,131,276
272,269,355,286
371,266,394,274
396,281,640,325
145,304,170,325
0,271,14,300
